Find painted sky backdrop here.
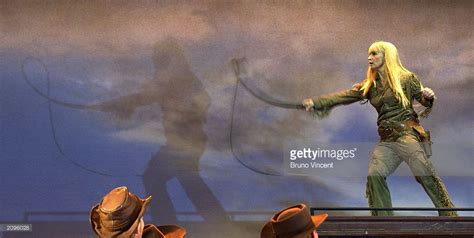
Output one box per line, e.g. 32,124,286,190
1,1,473,237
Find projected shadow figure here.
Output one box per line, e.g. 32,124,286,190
141,39,231,229
22,39,230,232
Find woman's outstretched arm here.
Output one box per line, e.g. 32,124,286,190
303,82,365,113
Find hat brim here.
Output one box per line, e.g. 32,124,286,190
260,222,273,238
311,213,328,228
90,195,152,238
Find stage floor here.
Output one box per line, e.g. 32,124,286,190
2,216,473,238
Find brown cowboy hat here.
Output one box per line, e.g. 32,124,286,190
90,186,185,238
261,204,328,238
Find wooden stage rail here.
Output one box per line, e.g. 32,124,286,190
316,216,474,237
311,207,474,237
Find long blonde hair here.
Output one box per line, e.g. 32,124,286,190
360,41,412,108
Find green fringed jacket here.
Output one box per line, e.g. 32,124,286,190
312,73,433,126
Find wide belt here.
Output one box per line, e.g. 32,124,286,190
377,118,423,142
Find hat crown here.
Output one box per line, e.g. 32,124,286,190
97,187,143,231
91,186,156,238
276,207,301,221
271,204,315,237
100,186,128,212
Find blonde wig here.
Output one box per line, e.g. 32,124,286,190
360,41,413,108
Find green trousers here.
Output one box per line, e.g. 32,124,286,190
365,132,457,216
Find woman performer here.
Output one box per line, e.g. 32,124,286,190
302,41,457,216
